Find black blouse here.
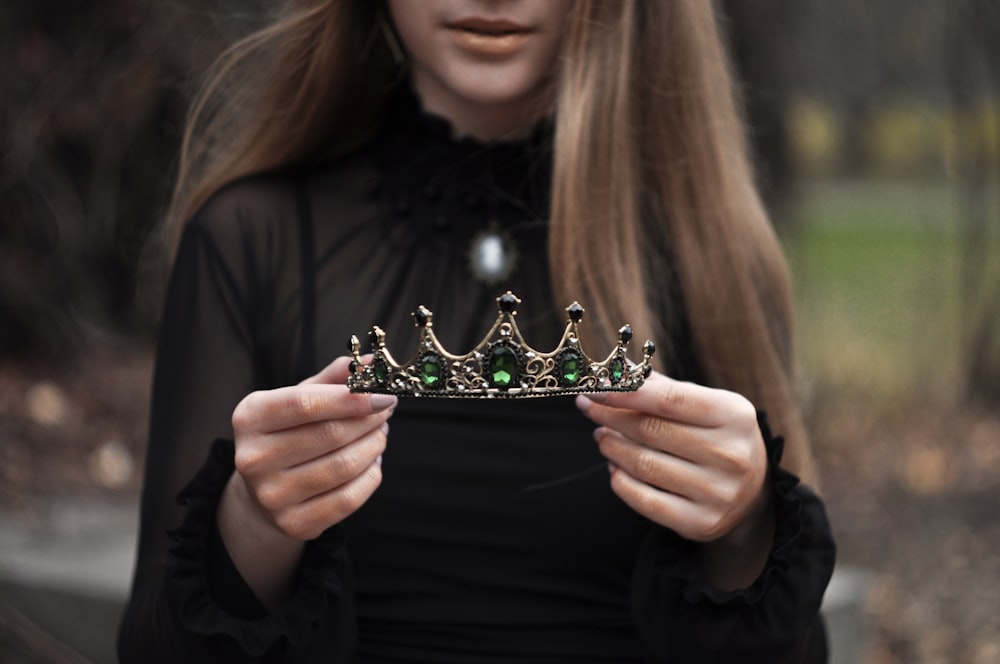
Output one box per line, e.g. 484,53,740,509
118,85,835,663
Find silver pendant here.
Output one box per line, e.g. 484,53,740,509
468,224,518,285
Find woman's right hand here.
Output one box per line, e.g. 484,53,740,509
217,356,395,604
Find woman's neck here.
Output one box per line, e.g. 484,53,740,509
410,69,552,142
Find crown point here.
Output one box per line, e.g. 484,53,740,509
498,292,520,314
619,325,633,344
414,306,432,327
644,340,656,357
567,302,584,323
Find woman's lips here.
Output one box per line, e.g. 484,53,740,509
445,17,534,55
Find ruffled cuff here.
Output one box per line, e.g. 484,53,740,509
165,438,356,658
631,412,836,663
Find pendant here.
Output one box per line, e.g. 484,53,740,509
468,223,518,285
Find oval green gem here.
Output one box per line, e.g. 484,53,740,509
488,346,518,388
373,358,388,384
560,351,582,385
610,357,626,383
420,354,443,387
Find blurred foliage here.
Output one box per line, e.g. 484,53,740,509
720,0,795,216
0,0,268,363
2,0,182,359
782,0,1000,404
789,101,1000,179
946,0,1000,403
787,182,966,402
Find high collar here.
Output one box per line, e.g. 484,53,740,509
380,79,555,161
367,81,554,240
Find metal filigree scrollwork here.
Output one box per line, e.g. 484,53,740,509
347,292,655,398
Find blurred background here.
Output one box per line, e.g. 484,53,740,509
1,1,998,662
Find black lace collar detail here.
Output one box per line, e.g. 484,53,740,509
367,81,553,249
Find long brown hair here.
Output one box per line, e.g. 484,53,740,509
168,0,815,483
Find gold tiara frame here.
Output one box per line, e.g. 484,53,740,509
346,292,655,399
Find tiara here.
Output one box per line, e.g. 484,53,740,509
346,292,654,399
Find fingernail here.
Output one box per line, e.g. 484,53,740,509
375,454,383,466
592,426,607,443
379,421,390,435
607,461,617,474
370,394,397,411
575,395,593,412
587,392,609,403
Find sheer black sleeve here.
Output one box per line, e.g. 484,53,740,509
631,413,836,664
117,183,358,662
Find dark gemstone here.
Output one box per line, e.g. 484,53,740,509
414,306,431,327
644,340,656,357
373,358,389,384
619,325,633,344
567,302,584,323
487,345,519,388
498,292,519,313
644,364,652,378
349,360,358,374
419,353,444,388
368,328,379,347
610,357,626,384
558,350,583,386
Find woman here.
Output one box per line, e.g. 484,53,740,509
119,1,835,662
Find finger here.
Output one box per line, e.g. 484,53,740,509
248,409,392,470
581,371,747,428
234,383,396,434
594,427,712,502
280,458,384,540
606,466,706,538
579,401,714,464
272,423,388,504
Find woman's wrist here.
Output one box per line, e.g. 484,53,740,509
217,471,306,607
696,470,775,591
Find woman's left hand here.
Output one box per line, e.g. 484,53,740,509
575,371,772,561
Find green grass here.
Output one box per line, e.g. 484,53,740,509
784,180,974,402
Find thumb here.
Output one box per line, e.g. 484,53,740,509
300,355,357,386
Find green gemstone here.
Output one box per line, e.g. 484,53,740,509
611,357,626,383
488,346,518,388
560,350,582,385
420,354,443,387
373,358,388,384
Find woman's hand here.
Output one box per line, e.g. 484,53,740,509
231,355,394,540
218,356,395,604
576,371,773,589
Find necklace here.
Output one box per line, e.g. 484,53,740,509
468,221,518,285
